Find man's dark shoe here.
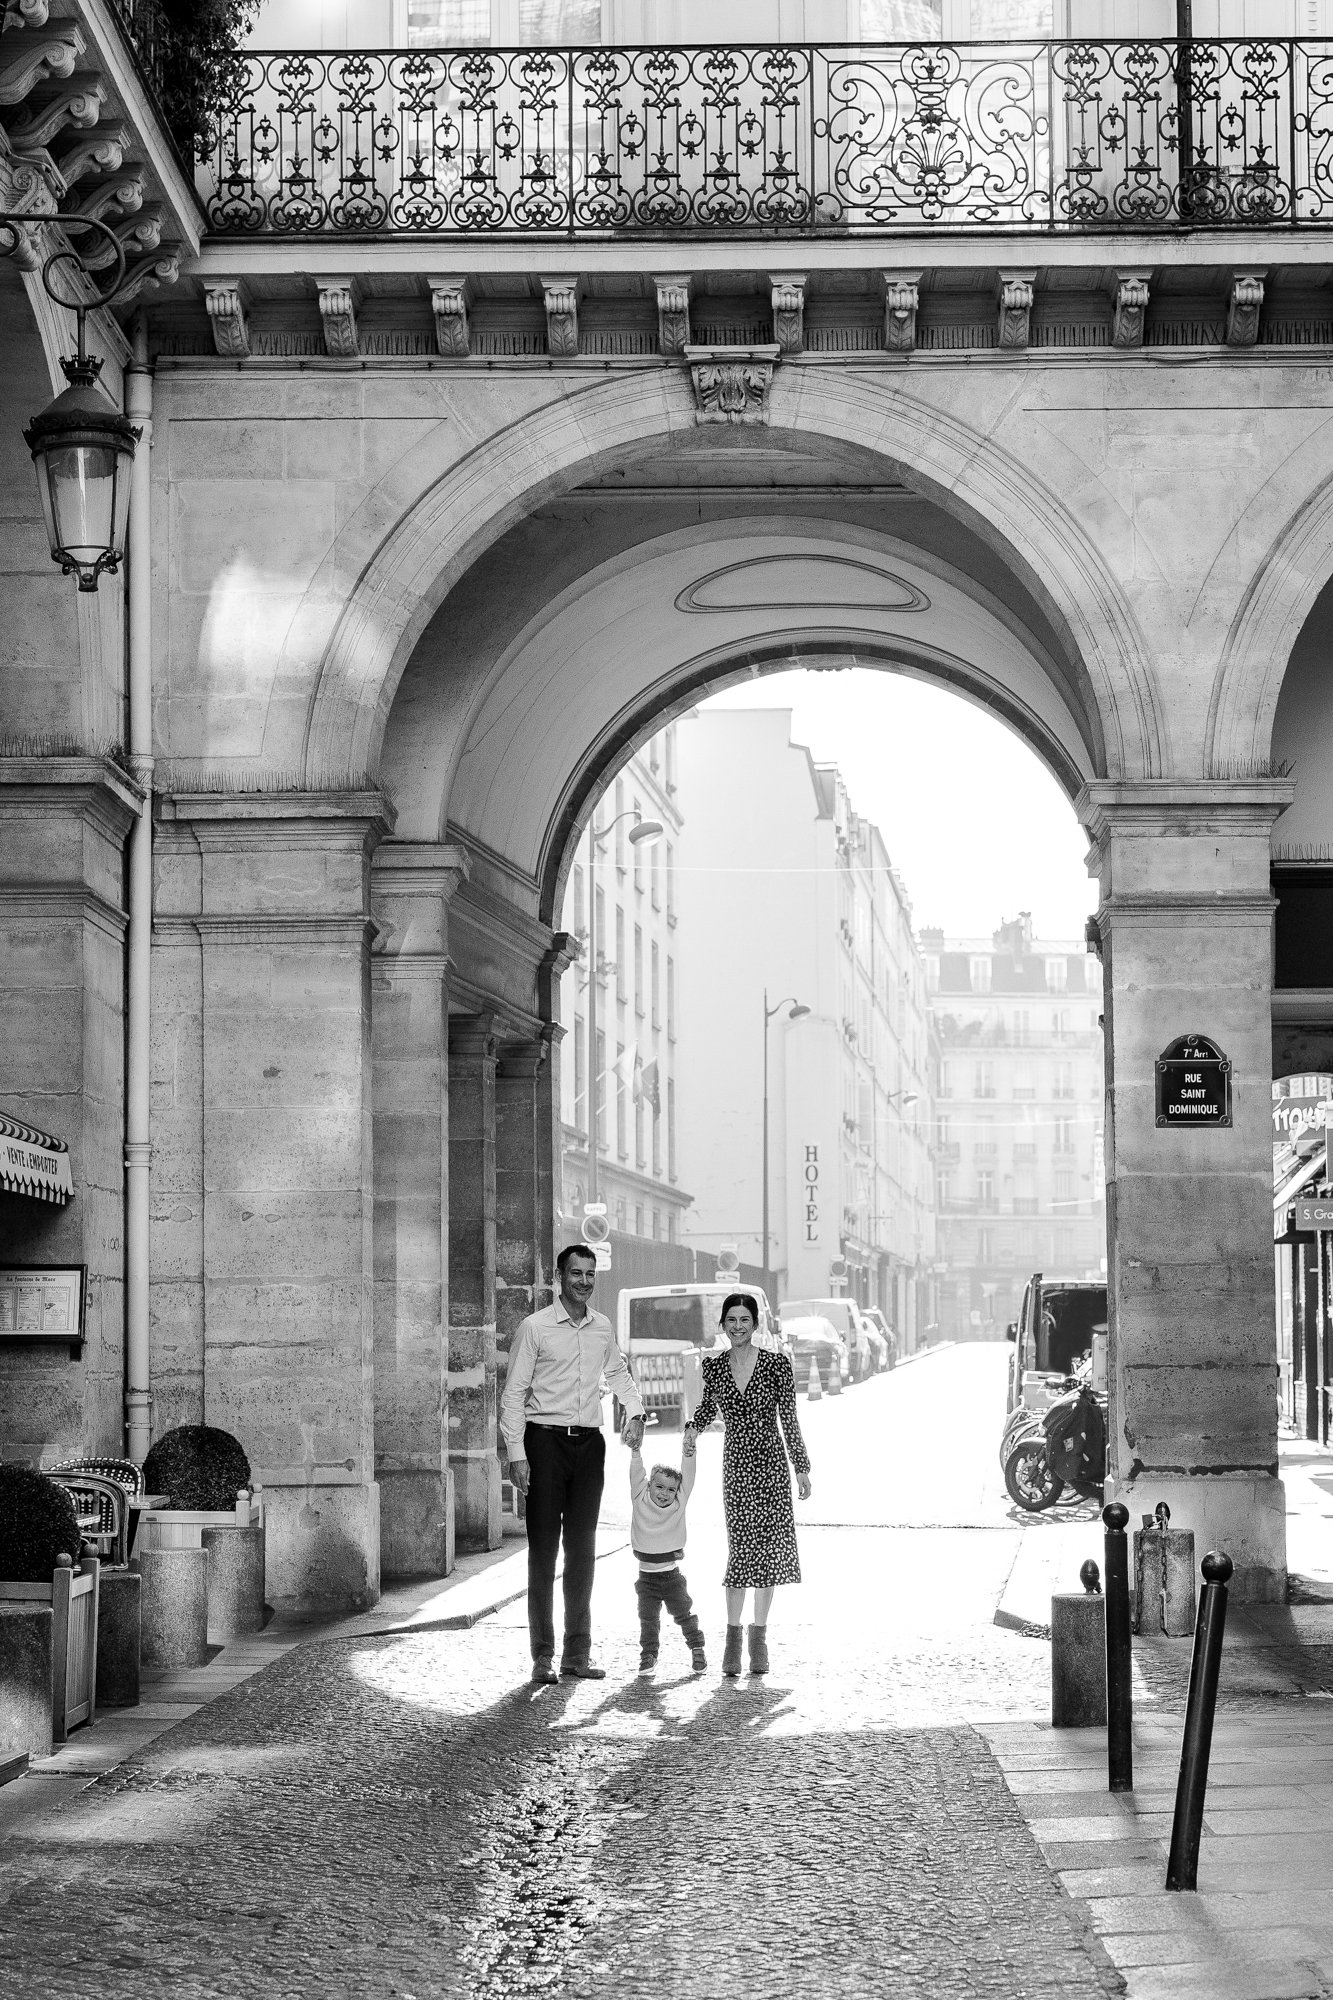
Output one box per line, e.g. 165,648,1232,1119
638,1650,657,1675
560,1659,607,1679
531,1658,558,1686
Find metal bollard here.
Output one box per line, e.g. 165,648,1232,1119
1165,1551,1232,1892
1103,1501,1133,1792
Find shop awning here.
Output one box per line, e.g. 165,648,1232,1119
0,1117,73,1205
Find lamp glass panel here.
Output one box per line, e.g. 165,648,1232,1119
44,440,120,563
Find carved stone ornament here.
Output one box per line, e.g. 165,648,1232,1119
1111,272,1150,350
203,281,250,358
55,124,128,190
428,275,469,357
1226,271,1265,349
0,25,82,109
684,344,781,426
7,80,104,158
3,0,52,27
541,276,579,358
317,279,359,357
882,269,921,353
117,248,183,305
654,273,691,357
997,270,1035,351
770,272,805,356
67,169,144,225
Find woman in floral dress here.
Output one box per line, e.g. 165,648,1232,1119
683,1292,812,1678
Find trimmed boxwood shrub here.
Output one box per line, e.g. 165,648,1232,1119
142,1425,251,1512
0,1465,82,1582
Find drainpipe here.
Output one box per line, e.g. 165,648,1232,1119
124,316,153,1464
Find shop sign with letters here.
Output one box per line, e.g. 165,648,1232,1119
1155,1035,1231,1128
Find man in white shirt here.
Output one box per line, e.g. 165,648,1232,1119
501,1243,645,1684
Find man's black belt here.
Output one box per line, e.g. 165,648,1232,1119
530,1421,601,1437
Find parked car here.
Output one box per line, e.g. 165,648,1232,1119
779,1313,844,1392
616,1282,781,1426
1006,1272,1108,1417
781,1297,871,1382
860,1307,898,1371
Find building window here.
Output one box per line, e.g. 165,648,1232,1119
652,1207,661,1241
1054,1118,1075,1154
667,1076,676,1180
634,1203,643,1236
665,842,676,923
615,1197,626,1230
633,803,644,892
1053,1008,1070,1040
650,841,661,910
974,1118,996,1158
978,1228,994,1265
1054,1167,1075,1204
1046,956,1068,992
666,957,676,1041
977,1169,995,1206
938,1061,951,1099
407,0,491,47
615,906,626,1003
651,941,660,1028
649,733,660,774
634,925,644,1017
937,1172,952,1205
594,886,606,982
520,0,602,43
614,778,626,872
635,1095,645,1169
975,1061,995,1099
667,1209,676,1245
970,956,991,993
1013,1009,1029,1047
652,1100,661,1175
616,1044,627,1158
1013,1063,1035,1100
1053,1061,1074,1100
573,1015,586,1135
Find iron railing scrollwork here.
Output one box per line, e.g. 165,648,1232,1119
200,38,1333,237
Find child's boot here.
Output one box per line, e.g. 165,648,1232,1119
689,1641,707,1673
638,1649,657,1675
747,1623,769,1675
721,1624,743,1676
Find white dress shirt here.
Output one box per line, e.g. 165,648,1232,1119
500,1296,644,1462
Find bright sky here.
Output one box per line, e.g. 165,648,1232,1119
702,669,1097,942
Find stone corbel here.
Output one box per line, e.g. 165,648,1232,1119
0,25,82,108
997,269,1036,351
66,168,144,225
3,0,51,27
203,279,251,359
684,344,780,426
5,77,104,155
882,269,921,353
540,275,579,358
770,272,805,356
53,123,128,189
1226,270,1265,349
427,274,469,357
317,277,359,358
653,273,691,357
1109,269,1150,350
115,246,181,305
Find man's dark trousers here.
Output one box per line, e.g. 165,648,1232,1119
525,1422,605,1667
636,1568,704,1657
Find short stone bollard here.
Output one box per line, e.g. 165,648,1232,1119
0,1605,54,1762
136,1546,209,1669
1052,1559,1108,1729
1134,1504,1196,1637
96,1568,142,1707
202,1520,265,1642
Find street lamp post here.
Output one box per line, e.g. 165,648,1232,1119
762,991,810,1295
584,806,663,1208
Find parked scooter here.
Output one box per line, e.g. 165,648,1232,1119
1002,1359,1107,1512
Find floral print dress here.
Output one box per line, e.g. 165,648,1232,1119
689,1347,810,1589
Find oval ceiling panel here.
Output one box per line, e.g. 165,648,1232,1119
676,554,931,614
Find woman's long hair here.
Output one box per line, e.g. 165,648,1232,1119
719,1292,759,1327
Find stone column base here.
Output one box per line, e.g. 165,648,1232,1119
262,1482,381,1615
380,1468,456,1580
452,1452,502,1554
1106,1470,1287,1603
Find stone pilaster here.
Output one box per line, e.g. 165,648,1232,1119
0,759,139,1465
494,1039,551,1420
448,1013,501,1552
370,842,469,1580
1080,779,1295,1601
153,789,392,1613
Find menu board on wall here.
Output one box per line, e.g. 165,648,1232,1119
0,1266,85,1342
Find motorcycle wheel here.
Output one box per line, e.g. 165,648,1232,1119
1004,1441,1065,1512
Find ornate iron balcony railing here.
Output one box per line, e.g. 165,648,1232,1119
201,39,1333,238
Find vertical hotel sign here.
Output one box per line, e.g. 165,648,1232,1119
803,1144,821,1244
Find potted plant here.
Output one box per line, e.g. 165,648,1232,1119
0,1466,99,1759
139,1426,265,1645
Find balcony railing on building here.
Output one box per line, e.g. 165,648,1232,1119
200,39,1333,239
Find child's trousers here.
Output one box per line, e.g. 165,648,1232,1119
636,1566,704,1654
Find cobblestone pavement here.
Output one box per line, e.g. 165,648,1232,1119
0,1348,1136,1999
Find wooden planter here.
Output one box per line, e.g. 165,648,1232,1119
137,1492,264,1641
0,1556,99,1743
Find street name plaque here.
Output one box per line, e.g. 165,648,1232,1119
1295,1198,1333,1231
1155,1034,1232,1128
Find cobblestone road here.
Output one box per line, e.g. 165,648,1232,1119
0,1348,1129,1999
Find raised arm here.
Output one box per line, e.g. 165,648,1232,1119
685,1363,719,1437
775,1353,811,1480
601,1328,644,1431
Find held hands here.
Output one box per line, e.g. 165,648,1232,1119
682,1429,697,1460
797,1472,812,1501
622,1414,645,1452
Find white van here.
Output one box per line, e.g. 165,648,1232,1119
614,1283,781,1425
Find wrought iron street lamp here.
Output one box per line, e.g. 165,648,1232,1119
584,807,664,1208
0,214,141,590
762,991,810,1291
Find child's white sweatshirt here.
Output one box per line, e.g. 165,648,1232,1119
629,1448,697,1572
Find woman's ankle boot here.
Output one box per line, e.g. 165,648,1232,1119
721,1624,743,1677
748,1623,770,1676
